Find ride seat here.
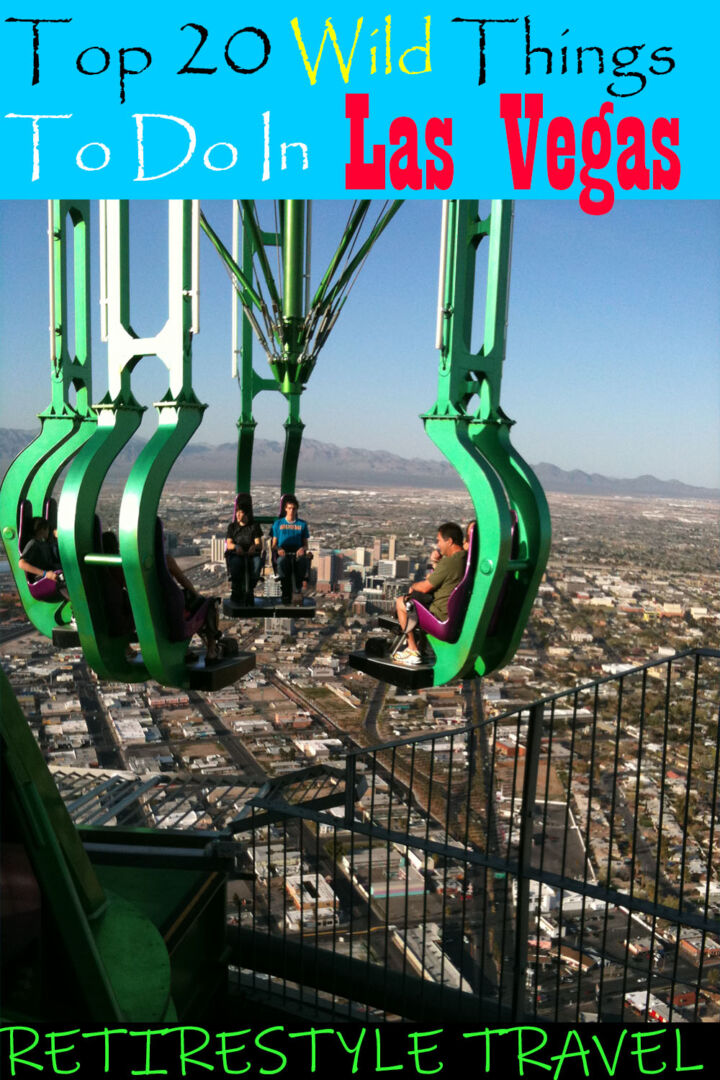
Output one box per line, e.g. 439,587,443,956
154,518,210,642
18,499,61,602
486,510,520,636
225,493,267,569
270,494,313,583
412,523,478,644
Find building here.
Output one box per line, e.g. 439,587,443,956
285,873,339,930
387,535,397,560
315,551,341,592
354,547,371,567
264,576,282,599
377,559,397,580
210,536,226,563
394,556,410,579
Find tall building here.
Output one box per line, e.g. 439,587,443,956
315,551,340,592
387,534,397,561
377,559,397,580
210,536,226,563
371,537,382,563
355,547,371,567
264,577,282,599
395,556,411,579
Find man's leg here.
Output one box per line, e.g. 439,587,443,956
293,554,308,599
277,554,293,604
394,596,420,655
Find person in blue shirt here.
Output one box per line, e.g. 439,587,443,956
271,495,310,605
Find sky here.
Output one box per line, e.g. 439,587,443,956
1,199,718,488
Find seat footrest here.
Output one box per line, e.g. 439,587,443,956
348,650,435,690
222,597,315,619
186,651,256,691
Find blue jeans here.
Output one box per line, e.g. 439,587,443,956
277,552,308,601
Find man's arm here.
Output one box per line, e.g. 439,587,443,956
418,561,446,596
19,557,58,580
19,541,58,580
408,577,434,596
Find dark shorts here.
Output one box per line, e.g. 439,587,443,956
408,591,432,610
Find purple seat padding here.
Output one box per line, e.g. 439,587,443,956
414,525,478,644
18,500,33,554
19,499,63,601
43,497,58,532
155,518,209,642
28,576,61,601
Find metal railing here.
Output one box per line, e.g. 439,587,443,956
228,648,720,1023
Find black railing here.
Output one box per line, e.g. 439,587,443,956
227,648,720,1023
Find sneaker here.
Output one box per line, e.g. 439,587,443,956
394,649,421,666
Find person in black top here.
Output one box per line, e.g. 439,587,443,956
225,502,263,605
19,517,68,599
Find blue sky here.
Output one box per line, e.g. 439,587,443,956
1,199,718,487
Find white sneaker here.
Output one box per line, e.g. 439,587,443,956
395,649,421,666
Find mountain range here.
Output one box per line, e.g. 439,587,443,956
1,428,717,500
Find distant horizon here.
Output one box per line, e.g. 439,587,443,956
1,424,718,497
1,201,719,489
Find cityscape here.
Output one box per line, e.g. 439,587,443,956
1,482,719,1023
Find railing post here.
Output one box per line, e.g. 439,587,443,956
345,753,357,828
511,702,544,1019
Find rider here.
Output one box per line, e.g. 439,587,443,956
393,521,466,666
19,517,68,600
226,499,263,606
271,495,309,605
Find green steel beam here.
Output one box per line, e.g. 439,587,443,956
1,667,174,1021
206,200,403,500
423,200,551,684
58,200,207,689
0,201,95,638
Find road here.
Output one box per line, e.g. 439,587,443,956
364,680,387,742
187,690,268,783
74,666,128,770
0,624,35,645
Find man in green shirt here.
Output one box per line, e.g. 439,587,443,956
394,522,466,666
